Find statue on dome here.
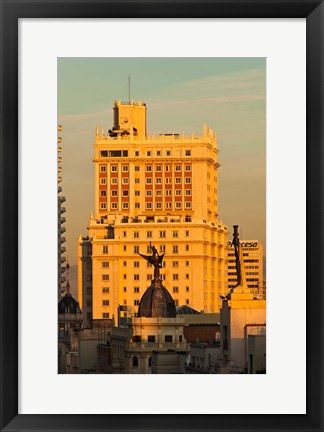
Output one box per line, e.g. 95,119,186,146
138,242,165,280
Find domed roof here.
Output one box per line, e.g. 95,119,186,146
58,293,81,315
138,279,176,318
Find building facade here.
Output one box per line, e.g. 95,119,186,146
78,100,228,324
226,240,264,296
58,125,67,298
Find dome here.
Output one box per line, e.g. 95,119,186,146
138,279,176,318
58,294,81,315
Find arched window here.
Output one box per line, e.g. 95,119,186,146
148,357,152,367
132,356,139,367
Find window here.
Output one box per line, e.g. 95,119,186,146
134,287,140,293
100,178,106,185
134,261,139,268
135,203,140,209
147,246,152,254
103,246,109,254
156,190,162,196
147,274,153,281
185,260,189,266
186,286,189,292
135,151,139,157
111,190,117,196
123,274,127,280
102,300,109,306
146,165,152,172
100,190,107,197
146,178,152,184
123,231,127,238
165,177,171,184
175,165,181,171
156,165,162,171
179,335,183,342
165,189,172,196
175,178,181,184
122,165,128,172
100,203,106,209
134,232,139,238
123,286,127,292
185,165,191,171
175,202,182,209
165,335,172,342
173,274,179,280
135,166,140,171
146,202,152,209
132,356,139,367
157,150,161,156
135,178,140,184
175,190,181,196
166,150,171,156
147,151,151,156
173,245,178,253
123,245,127,251
173,286,179,293
160,245,166,252
185,202,191,209
156,177,162,184
185,150,191,156
174,300,179,306
134,246,139,253
186,245,189,251
160,231,166,238
134,274,139,280
111,178,117,184
186,299,190,305
146,190,152,196
122,178,129,184
135,190,140,196
185,178,191,184
156,202,162,209
102,261,109,268
111,165,117,172
147,231,152,238
148,336,155,342
102,313,109,319
122,202,129,209
102,274,109,281
185,190,191,196
165,165,171,171
111,202,117,209
173,231,178,238
173,261,178,268
100,165,106,172
185,274,189,279
134,300,140,306
122,190,129,196
166,202,172,209
185,230,189,237
102,287,109,293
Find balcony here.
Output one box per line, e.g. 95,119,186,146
58,186,62,193
60,207,66,214
60,217,66,224
60,246,66,253
60,236,66,244
60,226,66,234
58,196,66,203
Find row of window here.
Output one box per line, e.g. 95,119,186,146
100,177,192,185
100,259,190,268
101,273,190,281
102,245,190,254
100,164,192,173
101,189,192,198
100,201,192,210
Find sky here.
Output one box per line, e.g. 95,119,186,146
58,58,266,269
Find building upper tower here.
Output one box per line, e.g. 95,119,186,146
109,100,147,138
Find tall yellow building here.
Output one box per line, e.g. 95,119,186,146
78,100,228,326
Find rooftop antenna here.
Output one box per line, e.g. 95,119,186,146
128,73,131,103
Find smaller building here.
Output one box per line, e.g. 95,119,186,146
151,350,188,374
185,342,221,374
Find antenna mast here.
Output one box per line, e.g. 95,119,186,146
128,74,130,103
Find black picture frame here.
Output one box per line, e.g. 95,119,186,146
1,1,323,431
